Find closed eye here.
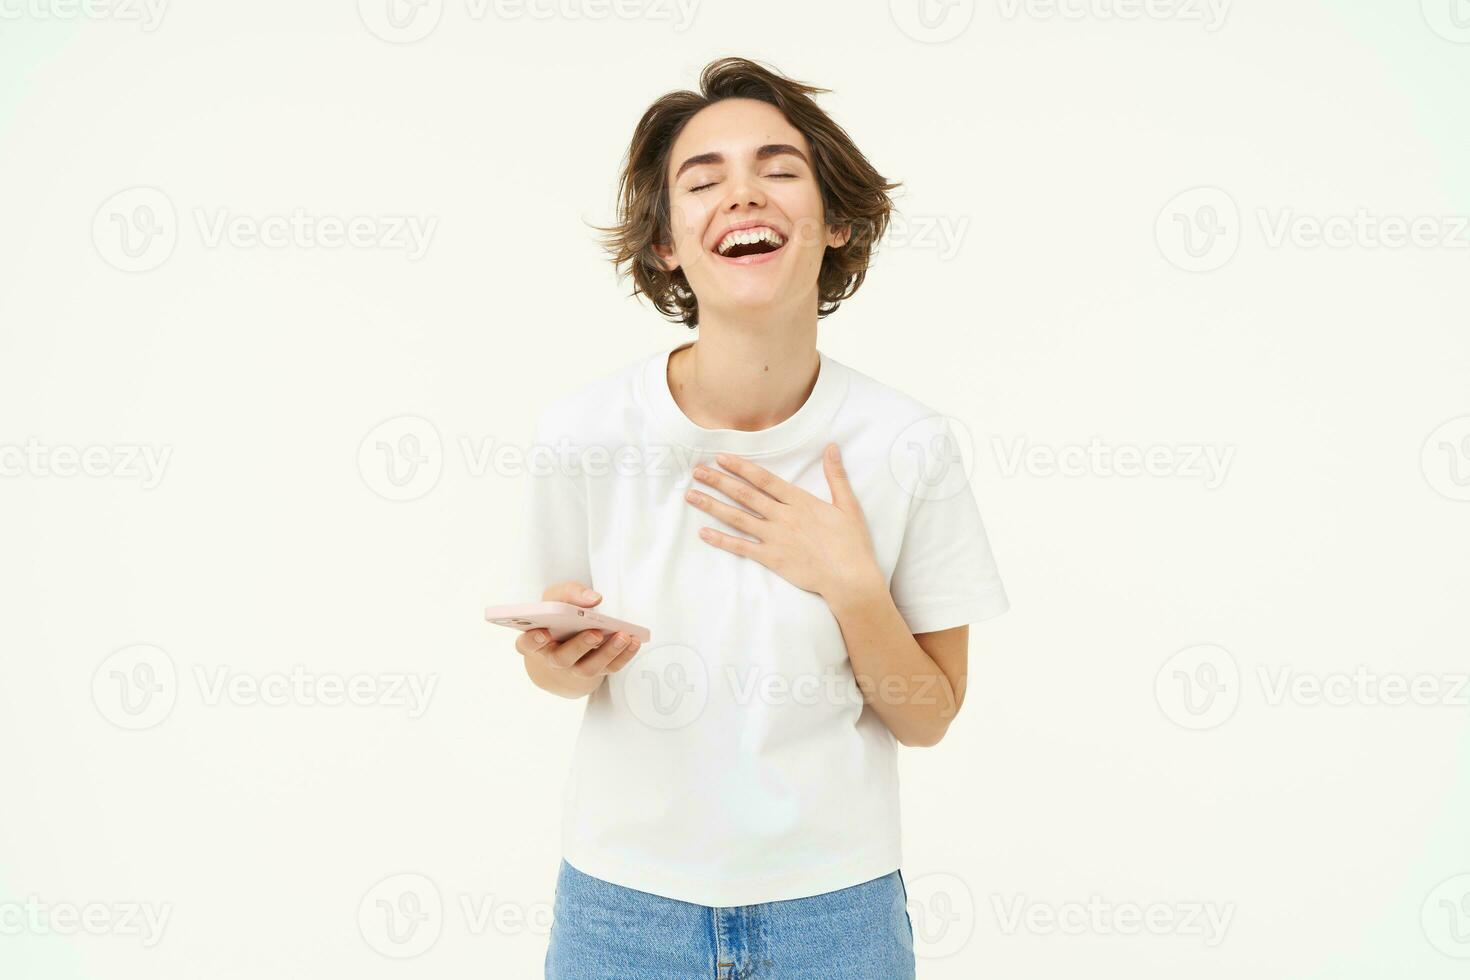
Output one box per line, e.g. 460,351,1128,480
688,173,799,193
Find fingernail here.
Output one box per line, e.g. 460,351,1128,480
531,631,547,646
583,589,599,601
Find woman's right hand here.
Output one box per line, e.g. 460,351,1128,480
517,581,642,696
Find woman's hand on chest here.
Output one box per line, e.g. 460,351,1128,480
682,443,886,605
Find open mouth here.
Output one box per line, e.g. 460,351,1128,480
713,227,787,264
720,238,784,259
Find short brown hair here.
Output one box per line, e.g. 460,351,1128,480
594,57,901,329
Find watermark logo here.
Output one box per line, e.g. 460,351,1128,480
620,643,708,730
358,0,699,41
1155,643,1239,731
358,0,443,42
93,187,177,273
906,872,976,958
1156,187,1240,273
92,644,178,731
1257,209,1470,251
1422,416,1470,502
886,213,972,261
890,0,976,43
1423,874,1470,958
1257,666,1468,709
0,438,172,488
996,0,1230,31
1422,0,1470,43
358,416,444,502
992,894,1234,946
1160,188,1470,271
992,436,1234,489
192,666,437,717
890,414,975,503
0,897,173,946
92,188,437,271
0,0,168,30
92,648,437,725
359,873,443,958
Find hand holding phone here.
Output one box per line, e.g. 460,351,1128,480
492,582,646,684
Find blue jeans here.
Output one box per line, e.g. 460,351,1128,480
545,859,916,979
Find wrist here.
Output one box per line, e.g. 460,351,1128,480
822,566,889,618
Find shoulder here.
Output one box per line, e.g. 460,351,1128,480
530,348,652,446
829,353,956,439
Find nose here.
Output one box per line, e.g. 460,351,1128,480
724,171,765,211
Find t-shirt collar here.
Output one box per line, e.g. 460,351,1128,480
641,341,848,456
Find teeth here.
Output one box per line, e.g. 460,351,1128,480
717,226,785,255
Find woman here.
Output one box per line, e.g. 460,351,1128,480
513,56,1009,979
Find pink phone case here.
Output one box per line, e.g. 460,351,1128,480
484,601,651,644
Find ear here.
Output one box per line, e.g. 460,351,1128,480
826,223,852,250
652,241,680,274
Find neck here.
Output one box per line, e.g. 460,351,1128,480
667,308,821,433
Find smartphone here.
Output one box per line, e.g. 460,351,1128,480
484,601,651,644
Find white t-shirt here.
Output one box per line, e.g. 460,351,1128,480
514,341,1009,907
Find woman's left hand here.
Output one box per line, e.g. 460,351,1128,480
684,443,883,601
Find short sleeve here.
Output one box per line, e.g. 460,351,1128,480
887,419,1009,634
510,408,592,600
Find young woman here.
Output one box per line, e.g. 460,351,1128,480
513,57,1009,979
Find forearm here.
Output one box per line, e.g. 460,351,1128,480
825,576,960,747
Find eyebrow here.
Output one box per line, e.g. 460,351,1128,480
673,143,809,182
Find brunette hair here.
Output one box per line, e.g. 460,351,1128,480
594,57,901,329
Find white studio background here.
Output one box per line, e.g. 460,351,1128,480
2,2,1468,978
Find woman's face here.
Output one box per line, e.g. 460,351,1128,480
655,98,849,317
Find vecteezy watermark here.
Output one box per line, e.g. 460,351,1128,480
1157,186,1470,272
907,872,977,958
619,643,710,731
92,644,179,731
992,436,1235,489
886,213,972,261
358,416,444,503
995,0,1230,31
889,0,976,42
357,872,554,959
1422,416,1470,502
92,187,177,273
991,894,1235,947
1257,209,1470,251
0,438,172,488
356,416,757,503
357,0,699,42
359,874,443,959
92,187,437,272
1423,874,1470,959
92,644,438,730
1421,0,1470,44
0,0,167,30
890,414,976,503
0,897,173,947
1155,644,1241,731
192,665,437,717
1156,187,1242,273
1257,666,1470,709
1156,645,1470,731
614,652,965,732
